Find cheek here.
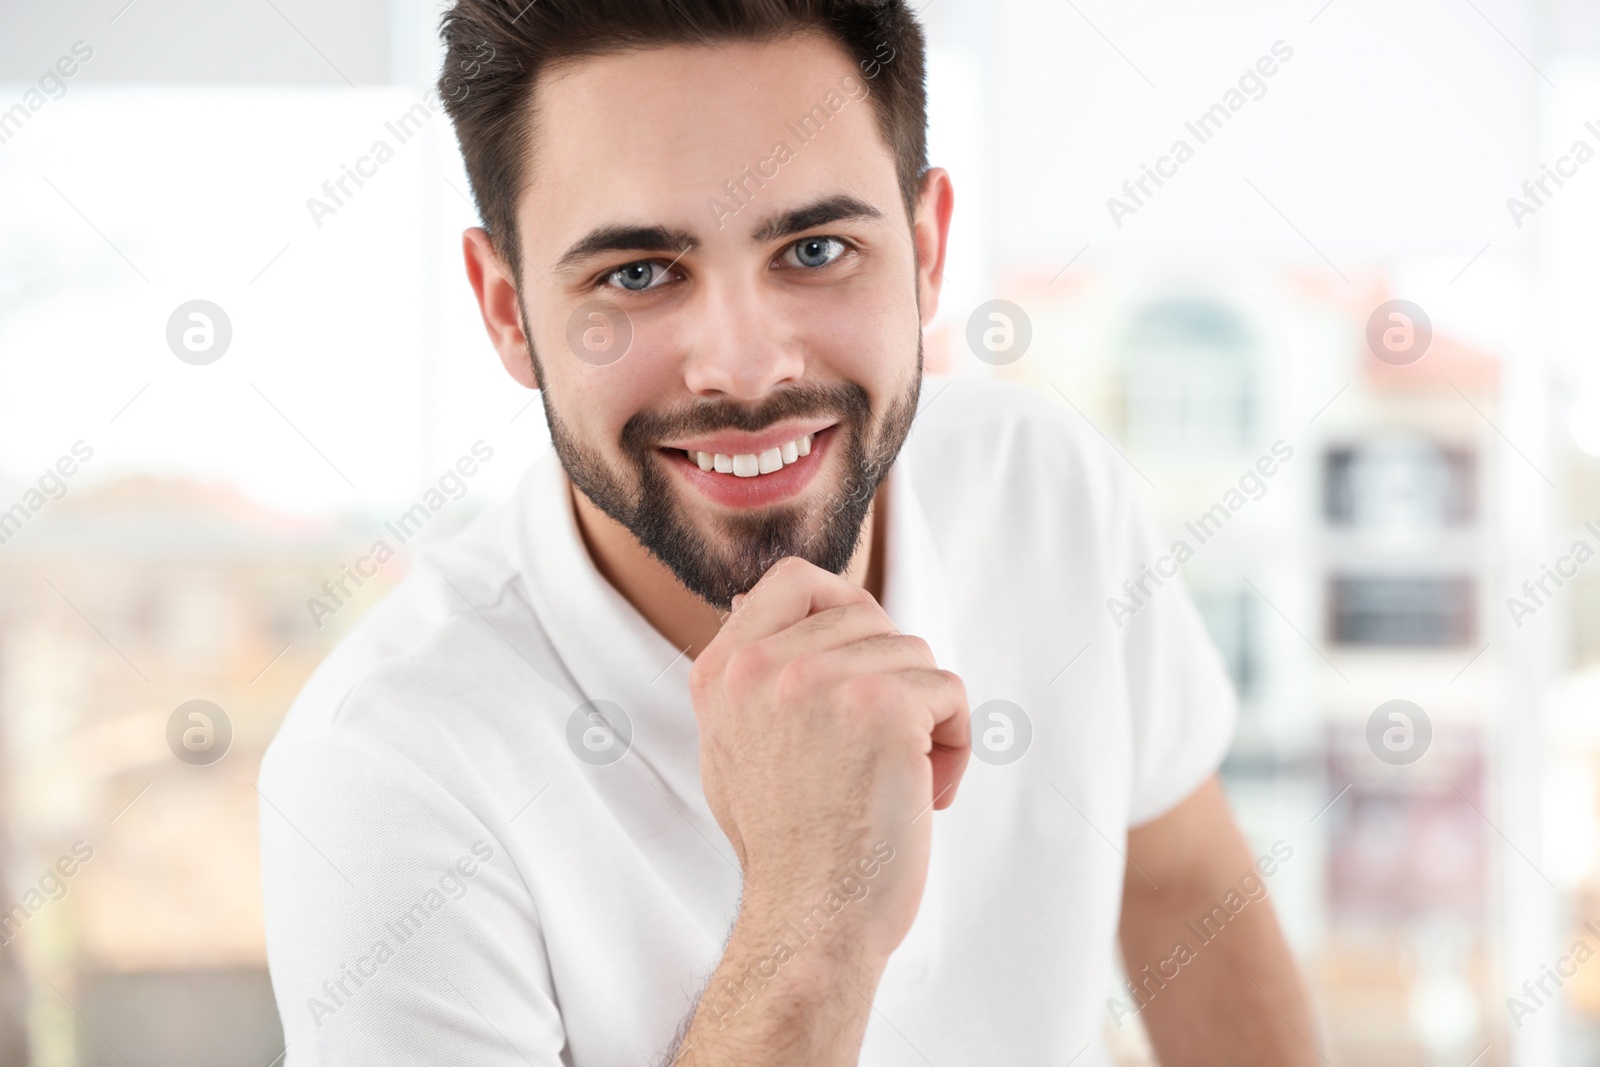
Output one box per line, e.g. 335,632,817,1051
558,368,657,450
535,304,663,445
797,280,915,387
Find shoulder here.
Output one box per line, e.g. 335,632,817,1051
262,485,573,810
898,374,1132,544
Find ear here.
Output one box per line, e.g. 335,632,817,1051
912,167,955,327
462,226,539,389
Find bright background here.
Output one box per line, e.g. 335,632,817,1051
2,0,1599,1064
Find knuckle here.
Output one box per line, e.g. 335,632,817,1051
846,601,894,631
838,671,892,710
723,642,769,691
687,653,717,697
687,646,717,681
774,652,826,701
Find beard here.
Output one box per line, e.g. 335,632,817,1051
532,338,923,612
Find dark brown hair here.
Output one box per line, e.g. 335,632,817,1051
436,0,929,284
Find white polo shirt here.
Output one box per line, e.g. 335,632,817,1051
259,374,1237,1066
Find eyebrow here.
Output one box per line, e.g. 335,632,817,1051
749,194,883,242
551,193,885,277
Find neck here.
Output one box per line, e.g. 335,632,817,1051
567,479,889,661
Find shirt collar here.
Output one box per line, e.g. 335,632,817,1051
509,438,957,801
875,442,962,682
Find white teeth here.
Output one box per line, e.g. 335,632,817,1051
686,432,820,478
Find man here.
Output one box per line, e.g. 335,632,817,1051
260,2,1317,1064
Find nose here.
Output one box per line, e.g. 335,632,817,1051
679,274,805,401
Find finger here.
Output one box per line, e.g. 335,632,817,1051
758,601,902,661
720,556,877,645
870,668,970,811
930,737,970,811
792,633,941,685
923,670,971,810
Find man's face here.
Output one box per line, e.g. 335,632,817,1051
507,33,943,609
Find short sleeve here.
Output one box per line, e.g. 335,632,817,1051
1107,477,1240,827
259,726,566,1066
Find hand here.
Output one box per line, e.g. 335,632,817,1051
688,555,970,964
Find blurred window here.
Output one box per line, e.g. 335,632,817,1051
1193,584,1258,702
1120,297,1257,451
1324,435,1476,529
1329,574,1476,646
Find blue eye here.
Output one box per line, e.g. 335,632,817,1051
607,262,664,291
787,236,846,269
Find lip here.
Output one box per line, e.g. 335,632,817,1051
659,418,837,458
659,424,836,509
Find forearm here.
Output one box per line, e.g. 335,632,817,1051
666,898,887,1066
672,560,965,1064
1120,884,1317,1066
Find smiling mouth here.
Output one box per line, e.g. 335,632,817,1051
681,432,815,478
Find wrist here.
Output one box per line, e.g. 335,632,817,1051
691,895,886,1044
736,881,893,971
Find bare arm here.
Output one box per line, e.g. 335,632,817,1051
1118,775,1320,1066
666,558,970,1066
664,899,888,1066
